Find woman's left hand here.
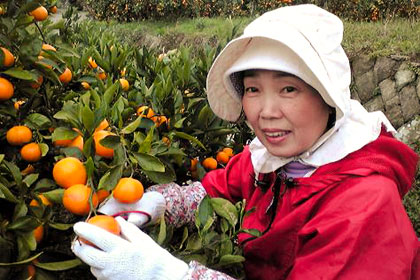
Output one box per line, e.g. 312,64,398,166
72,217,189,280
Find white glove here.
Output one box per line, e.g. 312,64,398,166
72,217,189,280
99,191,166,227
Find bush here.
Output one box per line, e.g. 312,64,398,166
76,0,419,22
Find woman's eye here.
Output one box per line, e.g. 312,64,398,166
244,87,258,94
283,86,296,93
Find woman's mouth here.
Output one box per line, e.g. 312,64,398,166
263,130,291,143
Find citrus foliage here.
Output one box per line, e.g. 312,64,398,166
0,1,250,278
78,0,419,22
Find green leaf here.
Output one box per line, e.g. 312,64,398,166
120,115,142,134
23,174,39,188
35,259,82,271
103,82,119,105
157,218,166,245
33,178,56,192
3,160,22,188
0,182,18,203
217,254,245,266
143,164,176,184
51,127,78,142
197,196,214,229
0,252,43,266
138,126,155,153
97,165,122,191
1,68,37,80
7,216,38,231
0,154,4,164
210,198,238,227
43,189,65,204
172,131,206,150
185,233,202,251
39,143,49,157
132,152,165,172
48,223,74,231
82,106,94,133
25,113,52,130
99,135,120,149
13,203,28,221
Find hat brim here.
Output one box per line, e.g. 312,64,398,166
206,27,343,122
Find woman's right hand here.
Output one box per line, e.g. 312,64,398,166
98,191,166,227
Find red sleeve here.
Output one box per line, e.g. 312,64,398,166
201,146,254,203
289,175,419,279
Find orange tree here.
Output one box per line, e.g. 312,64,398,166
0,1,253,279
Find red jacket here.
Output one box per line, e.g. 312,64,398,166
202,131,419,279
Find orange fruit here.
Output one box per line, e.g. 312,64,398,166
154,115,167,127
33,225,44,243
162,136,170,145
30,75,43,89
81,81,90,89
96,189,110,203
21,164,35,175
52,157,87,189
42,43,56,52
94,119,109,132
27,264,36,279
190,158,198,171
88,57,97,68
30,6,48,21
21,142,42,162
62,184,98,216
136,106,155,118
1,47,14,67
0,77,14,100
29,194,52,207
6,125,32,146
68,135,84,151
202,157,218,170
119,78,129,91
216,151,230,165
113,177,144,204
50,6,58,14
53,138,73,147
93,130,115,158
80,215,120,246
59,67,72,84
120,67,126,76
97,71,106,80
14,100,25,110
222,147,234,157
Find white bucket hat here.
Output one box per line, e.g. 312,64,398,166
206,4,395,174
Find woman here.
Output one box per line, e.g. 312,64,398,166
72,4,419,279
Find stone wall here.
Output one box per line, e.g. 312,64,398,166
350,55,420,146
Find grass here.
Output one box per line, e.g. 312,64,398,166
82,15,420,59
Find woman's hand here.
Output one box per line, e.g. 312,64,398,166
99,191,166,227
72,217,189,280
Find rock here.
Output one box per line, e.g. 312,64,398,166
351,56,375,77
364,95,384,113
379,79,397,102
417,76,420,100
354,70,377,103
384,95,404,128
395,69,416,91
399,85,420,121
396,115,420,147
374,57,397,83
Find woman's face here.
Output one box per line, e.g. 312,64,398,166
242,70,331,158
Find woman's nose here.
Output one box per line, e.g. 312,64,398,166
260,94,282,119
